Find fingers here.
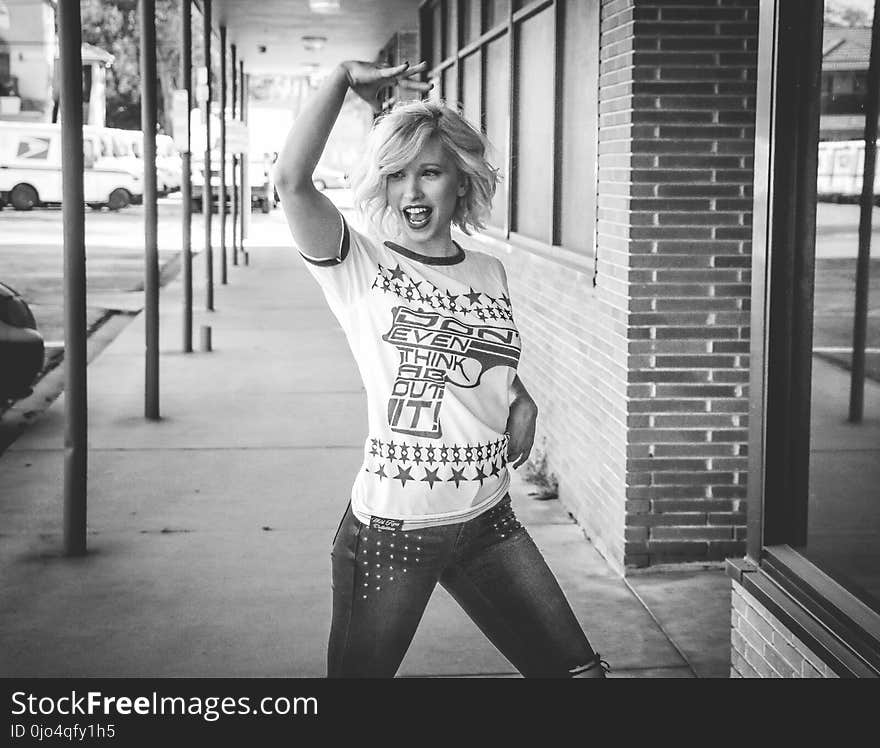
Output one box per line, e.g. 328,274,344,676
401,61,429,77
379,60,429,81
507,445,531,469
507,440,533,469
400,80,434,93
378,61,411,78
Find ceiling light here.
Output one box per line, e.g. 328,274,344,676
302,35,327,52
309,0,340,12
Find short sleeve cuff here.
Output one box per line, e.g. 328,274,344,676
298,213,350,266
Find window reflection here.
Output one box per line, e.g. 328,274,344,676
807,0,880,610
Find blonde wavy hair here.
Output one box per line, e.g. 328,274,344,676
351,100,499,237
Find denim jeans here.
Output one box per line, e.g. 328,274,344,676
328,494,598,678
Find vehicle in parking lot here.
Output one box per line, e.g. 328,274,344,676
0,281,44,403
191,151,277,214
0,122,142,211
312,163,349,191
123,130,182,195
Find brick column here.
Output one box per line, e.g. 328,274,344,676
598,0,758,567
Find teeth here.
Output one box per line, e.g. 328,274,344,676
404,206,431,228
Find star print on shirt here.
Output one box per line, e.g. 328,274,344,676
421,467,441,488
371,262,514,322
394,465,414,487
472,465,487,485
448,466,467,488
374,464,387,481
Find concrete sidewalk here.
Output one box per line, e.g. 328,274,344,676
0,213,732,678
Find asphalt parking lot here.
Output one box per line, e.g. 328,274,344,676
0,196,194,348
814,202,880,380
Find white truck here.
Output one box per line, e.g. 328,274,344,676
118,129,182,195
0,122,143,211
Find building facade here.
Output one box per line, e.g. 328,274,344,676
0,0,55,120
0,0,112,125
821,25,871,141
418,0,878,677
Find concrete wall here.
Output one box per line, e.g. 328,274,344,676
731,580,840,678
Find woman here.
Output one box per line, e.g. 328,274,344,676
273,60,607,678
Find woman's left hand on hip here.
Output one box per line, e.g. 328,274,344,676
505,395,538,469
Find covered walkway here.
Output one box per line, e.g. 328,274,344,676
0,206,731,678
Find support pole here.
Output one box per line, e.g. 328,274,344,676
219,25,228,285
239,60,246,258
231,43,239,267
850,0,880,422
241,69,250,258
142,0,159,420
203,0,214,311
58,0,87,556
181,0,193,352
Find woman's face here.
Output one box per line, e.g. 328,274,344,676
385,136,467,250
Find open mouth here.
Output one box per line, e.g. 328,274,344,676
402,206,432,230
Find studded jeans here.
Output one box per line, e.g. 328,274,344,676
327,494,598,678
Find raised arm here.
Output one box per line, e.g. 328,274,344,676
273,60,430,260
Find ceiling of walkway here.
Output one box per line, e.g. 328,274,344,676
211,0,422,75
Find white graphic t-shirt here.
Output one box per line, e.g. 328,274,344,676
299,214,521,530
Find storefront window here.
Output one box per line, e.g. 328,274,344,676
461,50,481,130
512,4,554,242
803,0,880,611
461,0,481,45
485,32,509,230
484,0,510,31
420,0,597,253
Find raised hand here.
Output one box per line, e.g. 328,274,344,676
341,60,432,112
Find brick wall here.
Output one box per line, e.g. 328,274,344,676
506,251,630,573
600,0,758,567
731,581,840,678
460,0,758,572
450,236,630,573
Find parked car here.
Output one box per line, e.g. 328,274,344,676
0,281,44,403
190,151,276,214
312,163,350,191
156,133,182,194
120,130,182,195
0,122,142,211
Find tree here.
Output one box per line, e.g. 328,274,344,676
80,0,209,133
825,1,871,27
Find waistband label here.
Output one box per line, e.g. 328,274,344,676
369,516,404,532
